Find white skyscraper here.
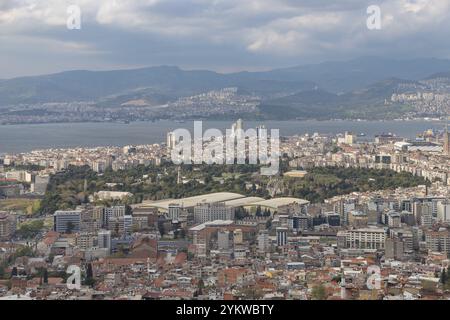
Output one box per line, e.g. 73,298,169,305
437,201,450,223
218,230,231,250
276,227,288,247
256,125,266,139
236,119,243,131
167,131,177,150
257,230,270,253
168,203,182,221
231,119,244,137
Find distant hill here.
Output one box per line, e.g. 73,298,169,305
0,66,315,107
260,57,450,92
424,71,450,79
259,78,422,120
1,57,450,120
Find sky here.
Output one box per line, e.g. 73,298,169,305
1,0,450,78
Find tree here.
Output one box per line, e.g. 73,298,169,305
158,220,166,237
235,207,249,220
13,246,34,259
125,205,133,216
443,267,450,290
66,221,75,234
441,268,448,285
311,284,327,300
43,268,48,284
11,267,18,277
86,263,93,279
16,220,44,239
197,279,205,296
84,263,95,287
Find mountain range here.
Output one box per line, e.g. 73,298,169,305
1,57,450,120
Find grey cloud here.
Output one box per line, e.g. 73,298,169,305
0,0,450,78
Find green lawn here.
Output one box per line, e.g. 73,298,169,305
0,198,41,215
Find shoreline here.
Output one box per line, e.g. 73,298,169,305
0,117,446,127
0,119,447,155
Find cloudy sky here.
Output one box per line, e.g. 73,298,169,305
0,0,450,78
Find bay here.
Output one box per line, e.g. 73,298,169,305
0,119,446,154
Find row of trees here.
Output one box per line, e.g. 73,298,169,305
38,163,428,215
283,167,428,203
440,267,450,290
38,164,268,215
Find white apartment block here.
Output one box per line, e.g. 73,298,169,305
338,228,386,250
194,202,235,224
437,201,450,223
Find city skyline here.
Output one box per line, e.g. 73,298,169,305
1,0,450,304
1,121,449,300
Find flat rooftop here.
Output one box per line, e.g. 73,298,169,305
142,192,245,211
283,170,308,178
224,197,265,207
140,193,310,212
189,220,234,232
247,197,310,209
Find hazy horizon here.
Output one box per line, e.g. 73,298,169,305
2,0,450,78
2,55,450,80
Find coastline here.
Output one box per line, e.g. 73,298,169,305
0,119,447,155
0,117,446,127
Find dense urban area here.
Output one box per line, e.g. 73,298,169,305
0,119,449,300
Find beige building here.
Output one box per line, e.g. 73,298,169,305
0,212,16,241
425,228,450,256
